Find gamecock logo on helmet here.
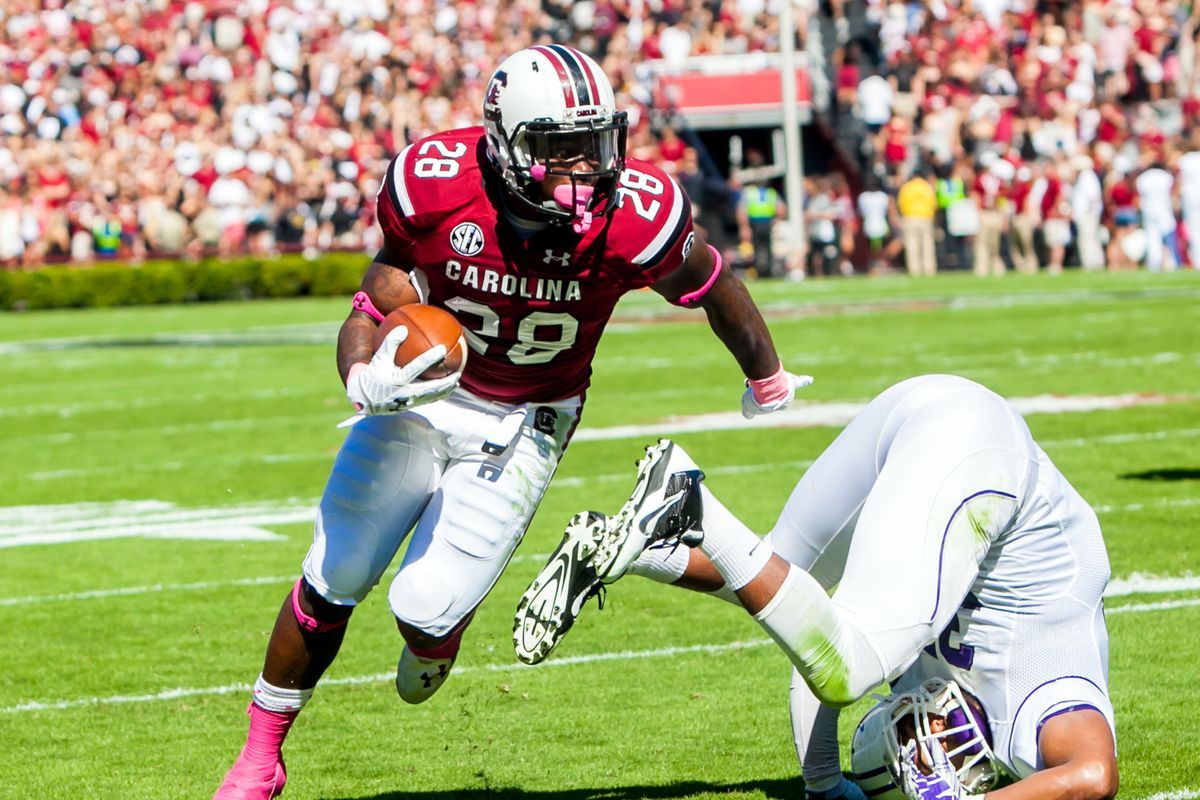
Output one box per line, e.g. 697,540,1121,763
484,71,507,118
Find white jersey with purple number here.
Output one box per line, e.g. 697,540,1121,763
766,374,1115,781
893,440,1115,778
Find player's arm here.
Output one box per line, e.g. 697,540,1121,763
653,227,778,378
652,227,811,417
336,240,418,384
336,240,451,419
980,710,1117,800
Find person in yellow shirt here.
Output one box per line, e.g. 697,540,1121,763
738,179,788,278
897,166,938,276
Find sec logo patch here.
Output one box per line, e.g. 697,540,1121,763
681,231,695,260
450,222,485,257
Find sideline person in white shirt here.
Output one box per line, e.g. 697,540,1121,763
1135,163,1178,271
1071,155,1105,271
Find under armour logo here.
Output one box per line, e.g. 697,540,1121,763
419,664,450,688
543,250,571,267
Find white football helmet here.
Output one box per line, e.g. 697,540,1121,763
483,45,627,228
850,678,1002,796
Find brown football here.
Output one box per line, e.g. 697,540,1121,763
372,304,466,380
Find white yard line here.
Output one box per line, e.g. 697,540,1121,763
2,560,1195,611
3,488,1192,551
0,575,296,607
1095,497,1200,514
572,393,1185,442
0,500,311,548
0,387,315,419
1106,573,1200,597
1043,428,1200,448
0,589,1193,714
1107,598,1200,615
27,453,809,484
1138,790,1200,800
9,392,1193,451
23,424,1200,484
0,550,554,607
0,639,774,714
7,286,1197,360
0,326,338,356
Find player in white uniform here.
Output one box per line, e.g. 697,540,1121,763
516,375,1118,800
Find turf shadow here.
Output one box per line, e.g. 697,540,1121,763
326,776,803,800
1118,468,1200,482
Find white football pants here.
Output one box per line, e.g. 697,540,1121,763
302,388,580,637
759,375,1038,776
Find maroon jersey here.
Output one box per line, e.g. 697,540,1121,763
375,126,695,403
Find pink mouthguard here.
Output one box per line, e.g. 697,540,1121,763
552,183,595,234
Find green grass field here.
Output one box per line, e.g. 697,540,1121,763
1,271,1198,800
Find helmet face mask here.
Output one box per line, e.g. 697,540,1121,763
483,46,628,228
852,678,1002,797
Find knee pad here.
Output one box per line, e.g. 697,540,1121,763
389,560,467,638
302,510,379,605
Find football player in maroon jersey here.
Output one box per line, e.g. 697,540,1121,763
213,44,810,799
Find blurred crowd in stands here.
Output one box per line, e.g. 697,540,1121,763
3,0,1200,276
0,0,789,266
814,0,1200,278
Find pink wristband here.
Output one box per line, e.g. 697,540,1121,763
352,291,386,322
748,364,790,405
678,245,723,307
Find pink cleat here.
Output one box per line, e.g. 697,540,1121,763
213,754,287,800
213,704,297,799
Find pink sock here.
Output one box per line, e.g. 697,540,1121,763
240,703,297,769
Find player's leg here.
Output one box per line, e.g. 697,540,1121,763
515,437,736,663
762,378,944,797
627,374,960,592
391,397,578,701
214,415,442,799
669,378,1031,795
705,380,1036,706
511,376,965,663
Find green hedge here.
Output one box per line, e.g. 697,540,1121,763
0,253,367,311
